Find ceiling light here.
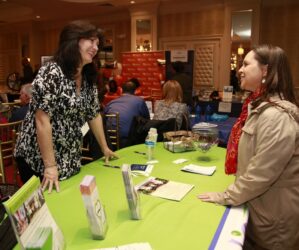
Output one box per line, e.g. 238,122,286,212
130,1,135,4
237,46,244,55
36,15,40,19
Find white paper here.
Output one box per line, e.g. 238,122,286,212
146,160,159,164
218,102,232,113
181,164,216,176
173,159,188,164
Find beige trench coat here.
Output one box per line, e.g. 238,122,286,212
216,97,299,249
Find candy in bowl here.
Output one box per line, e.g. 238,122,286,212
192,122,219,152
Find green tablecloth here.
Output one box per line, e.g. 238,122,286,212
44,143,234,250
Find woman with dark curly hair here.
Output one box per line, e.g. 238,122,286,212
15,20,117,193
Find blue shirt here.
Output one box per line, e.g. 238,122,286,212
9,104,29,122
104,94,150,138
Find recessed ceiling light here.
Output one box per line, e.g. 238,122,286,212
36,15,40,19
130,1,135,4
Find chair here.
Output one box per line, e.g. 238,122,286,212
104,112,120,151
150,88,162,112
0,120,23,184
81,144,94,163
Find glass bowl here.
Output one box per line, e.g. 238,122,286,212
192,122,219,152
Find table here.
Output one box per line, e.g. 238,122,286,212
43,144,235,250
196,100,242,118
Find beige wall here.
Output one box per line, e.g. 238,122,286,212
159,6,224,38
260,0,299,94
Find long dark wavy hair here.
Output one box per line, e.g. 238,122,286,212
53,20,104,86
252,44,298,108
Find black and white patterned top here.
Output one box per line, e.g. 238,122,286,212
15,61,100,180
153,100,189,129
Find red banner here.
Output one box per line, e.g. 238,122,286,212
121,51,165,96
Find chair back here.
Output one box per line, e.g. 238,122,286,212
104,112,120,150
0,120,23,183
150,88,162,112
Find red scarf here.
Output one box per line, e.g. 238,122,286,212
225,89,262,174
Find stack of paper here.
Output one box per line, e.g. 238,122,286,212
80,175,108,240
121,164,141,220
25,227,52,250
3,176,65,250
181,164,216,176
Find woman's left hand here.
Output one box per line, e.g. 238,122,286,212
103,147,119,163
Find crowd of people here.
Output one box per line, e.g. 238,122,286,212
1,19,298,249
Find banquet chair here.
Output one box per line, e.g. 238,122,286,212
104,112,120,151
0,120,23,184
150,88,162,112
81,144,94,163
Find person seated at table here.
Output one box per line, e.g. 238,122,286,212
9,83,32,122
198,45,299,249
104,80,150,148
14,20,117,193
153,80,189,129
107,79,120,96
129,77,143,96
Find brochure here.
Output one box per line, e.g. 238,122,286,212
181,164,216,176
80,175,108,240
136,177,194,201
121,164,141,220
130,164,154,177
25,226,52,250
3,176,65,250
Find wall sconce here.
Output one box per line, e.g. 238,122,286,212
237,46,244,55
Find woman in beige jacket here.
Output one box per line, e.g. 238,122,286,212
198,45,299,250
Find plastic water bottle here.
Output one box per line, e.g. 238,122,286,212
145,128,157,161
195,104,201,123
205,105,213,122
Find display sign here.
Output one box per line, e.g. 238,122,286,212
170,50,188,62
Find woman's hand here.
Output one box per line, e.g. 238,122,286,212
197,192,222,204
102,147,119,163
42,166,60,193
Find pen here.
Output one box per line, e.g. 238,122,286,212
103,164,120,169
134,151,146,155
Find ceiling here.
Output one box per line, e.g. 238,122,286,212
0,0,166,24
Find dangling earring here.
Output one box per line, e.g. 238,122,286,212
262,78,266,84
